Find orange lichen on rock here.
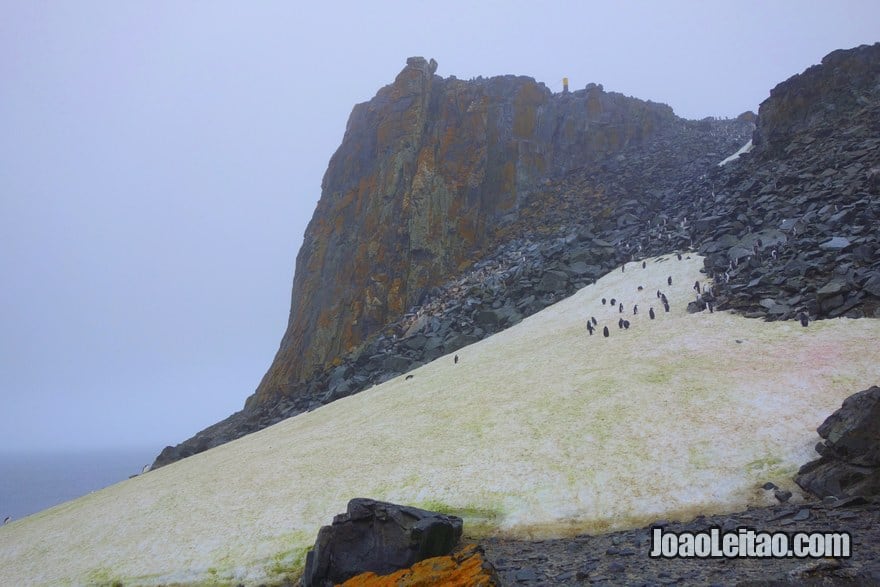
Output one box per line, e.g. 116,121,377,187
339,544,498,587
512,82,543,138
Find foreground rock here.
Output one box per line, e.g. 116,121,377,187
340,543,498,587
303,498,464,587
796,386,880,499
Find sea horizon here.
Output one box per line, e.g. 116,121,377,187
0,446,160,522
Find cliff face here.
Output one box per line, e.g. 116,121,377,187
753,43,880,156
247,57,677,408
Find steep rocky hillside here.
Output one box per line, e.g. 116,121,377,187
153,43,879,469
252,57,679,408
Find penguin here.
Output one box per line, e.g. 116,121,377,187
603,326,609,338
637,286,644,291
663,301,670,312
587,322,594,335
405,374,414,380
642,261,647,269
623,320,630,329
667,276,672,286
661,293,668,305
618,318,624,329
649,307,655,319
708,301,714,313
454,354,459,364
677,253,682,260
619,303,624,313
622,264,626,273
656,290,662,299
799,312,809,327
633,304,638,315
610,298,616,306
592,316,598,326
602,298,607,305
694,280,701,293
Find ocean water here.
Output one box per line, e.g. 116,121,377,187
0,447,158,522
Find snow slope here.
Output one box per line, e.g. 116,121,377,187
2,254,878,586
718,139,754,166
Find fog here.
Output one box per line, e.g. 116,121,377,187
1,0,877,453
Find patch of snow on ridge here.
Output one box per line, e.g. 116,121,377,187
718,139,754,165
2,254,880,586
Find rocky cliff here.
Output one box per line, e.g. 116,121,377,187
754,43,880,156
246,57,677,408
153,44,879,469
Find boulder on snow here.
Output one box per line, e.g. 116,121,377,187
303,498,464,587
795,386,880,499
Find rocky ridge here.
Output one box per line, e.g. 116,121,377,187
153,43,880,469
251,56,679,408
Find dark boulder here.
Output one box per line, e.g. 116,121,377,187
687,299,707,313
381,355,411,373
796,386,880,499
302,498,463,587
537,270,569,292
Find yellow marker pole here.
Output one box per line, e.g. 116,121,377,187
562,77,569,93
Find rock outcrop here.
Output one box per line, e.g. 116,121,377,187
303,498,464,587
796,386,880,499
753,43,880,157
247,57,677,409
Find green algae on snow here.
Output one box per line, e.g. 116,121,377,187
3,254,880,586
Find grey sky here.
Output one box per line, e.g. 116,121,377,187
1,1,877,453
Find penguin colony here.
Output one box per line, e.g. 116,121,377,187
582,252,805,341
